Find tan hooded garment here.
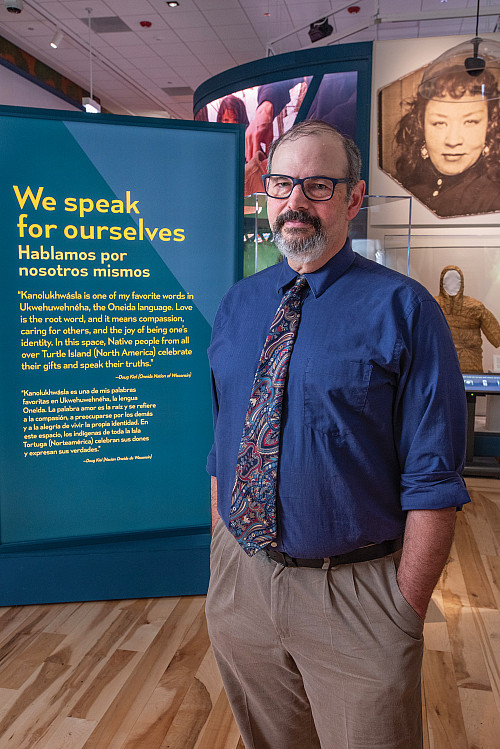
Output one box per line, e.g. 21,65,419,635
434,265,500,373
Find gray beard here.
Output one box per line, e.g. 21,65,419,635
273,226,328,265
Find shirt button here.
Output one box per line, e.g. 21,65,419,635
270,542,278,547
432,190,439,197
437,179,443,185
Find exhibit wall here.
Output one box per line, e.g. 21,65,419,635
0,63,80,110
0,106,244,604
369,35,500,374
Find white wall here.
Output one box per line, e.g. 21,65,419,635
0,62,80,110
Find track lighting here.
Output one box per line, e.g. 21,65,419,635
50,30,63,49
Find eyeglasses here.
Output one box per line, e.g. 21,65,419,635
262,174,349,201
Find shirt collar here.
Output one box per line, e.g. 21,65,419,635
276,240,356,298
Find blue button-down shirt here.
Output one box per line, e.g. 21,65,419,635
207,241,470,558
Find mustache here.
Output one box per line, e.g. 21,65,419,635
273,210,322,232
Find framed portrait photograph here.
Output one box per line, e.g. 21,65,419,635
371,34,500,226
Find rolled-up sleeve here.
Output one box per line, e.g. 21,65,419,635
394,299,470,511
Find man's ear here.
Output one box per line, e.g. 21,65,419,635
347,180,366,221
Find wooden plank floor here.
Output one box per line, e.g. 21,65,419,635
0,476,498,748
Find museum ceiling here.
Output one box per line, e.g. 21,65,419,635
0,0,499,118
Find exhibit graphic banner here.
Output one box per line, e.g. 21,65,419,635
0,107,243,552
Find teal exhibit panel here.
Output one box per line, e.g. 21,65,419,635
0,106,244,604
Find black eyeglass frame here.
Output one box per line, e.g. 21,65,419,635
262,174,350,201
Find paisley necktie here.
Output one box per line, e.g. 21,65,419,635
229,275,309,555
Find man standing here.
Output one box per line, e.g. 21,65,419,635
206,120,469,749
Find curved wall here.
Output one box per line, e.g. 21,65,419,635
193,42,372,183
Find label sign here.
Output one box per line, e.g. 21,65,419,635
0,108,243,546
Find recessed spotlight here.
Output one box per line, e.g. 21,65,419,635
167,1,179,7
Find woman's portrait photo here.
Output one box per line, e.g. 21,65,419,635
378,40,500,218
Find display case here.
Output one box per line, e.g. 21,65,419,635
243,193,412,277
385,234,500,469
384,235,500,375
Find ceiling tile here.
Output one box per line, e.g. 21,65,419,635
116,47,166,62
193,0,243,8
287,2,337,21
96,31,143,47
32,2,76,19
223,37,266,53
186,40,229,53
176,26,220,42
136,28,182,44
160,10,208,29
251,19,296,36
202,8,249,25
105,0,158,13
61,1,111,17
148,42,193,58
212,23,262,39
375,0,407,12
196,50,235,63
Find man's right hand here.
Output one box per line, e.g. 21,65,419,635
245,101,274,162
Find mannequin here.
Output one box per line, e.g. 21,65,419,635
435,265,500,373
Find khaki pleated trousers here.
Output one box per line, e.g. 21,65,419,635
206,522,424,749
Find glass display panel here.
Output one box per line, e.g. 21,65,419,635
243,193,412,278
384,235,500,375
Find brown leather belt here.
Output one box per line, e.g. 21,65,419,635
265,538,403,569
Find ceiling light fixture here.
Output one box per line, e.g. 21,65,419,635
418,0,500,101
166,1,179,7
82,98,100,113
3,0,23,14
82,8,101,113
50,30,63,49
308,17,333,43
465,0,485,76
